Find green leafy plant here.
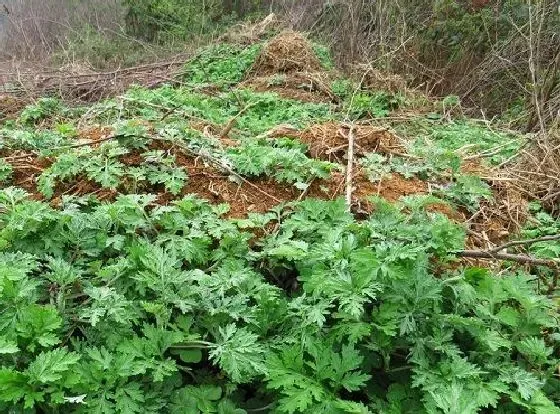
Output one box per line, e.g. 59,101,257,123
0,159,13,183
37,143,128,198
0,128,70,152
394,144,462,180
182,43,262,86
19,98,64,125
1,35,558,414
360,153,392,182
133,150,188,195
227,139,339,186
346,92,404,119
0,187,557,413
397,119,525,164
311,42,335,70
438,175,493,213
360,148,462,183
331,78,356,100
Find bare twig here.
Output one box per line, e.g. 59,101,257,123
152,137,282,204
220,103,256,139
296,179,314,202
345,125,356,210
456,248,559,294
489,234,560,254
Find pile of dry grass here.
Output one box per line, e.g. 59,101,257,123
352,64,407,93
508,134,560,216
300,122,405,161
265,121,405,162
248,30,323,76
219,13,280,45
467,181,529,249
242,30,338,103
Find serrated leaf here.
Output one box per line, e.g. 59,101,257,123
0,337,19,354
27,349,80,383
516,337,553,365
499,366,543,400
496,306,520,327
0,369,28,403
481,330,511,352
209,325,266,383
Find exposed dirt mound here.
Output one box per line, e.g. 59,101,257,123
78,126,114,142
249,31,323,76
4,139,429,219
353,171,427,203
0,95,27,120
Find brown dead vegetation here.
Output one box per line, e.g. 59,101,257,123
466,180,529,249
219,13,280,45
242,31,337,103
0,59,187,103
352,64,407,93
509,134,560,216
249,31,322,76
0,95,28,120
265,121,405,162
239,72,336,103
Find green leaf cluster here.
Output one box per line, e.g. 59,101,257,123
227,138,339,185
1,189,556,412
182,43,262,87
19,98,65,126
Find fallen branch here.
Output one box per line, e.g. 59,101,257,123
455,250,559,267
456,249,559,294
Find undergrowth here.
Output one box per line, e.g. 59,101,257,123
181,43,262,87
396,119,525,165
1,35,559,414
0,192,557,413
91,86,334,134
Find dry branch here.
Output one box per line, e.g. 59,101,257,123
1,55,190,102
456,250,558,267
345,125,356,209
489,234,560,253
456,247,559,294
220,103,256,139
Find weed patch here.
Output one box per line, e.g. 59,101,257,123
0,34,558,414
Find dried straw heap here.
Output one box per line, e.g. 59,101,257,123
248,30,323,76
241,30,337,103
509,133,560,216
